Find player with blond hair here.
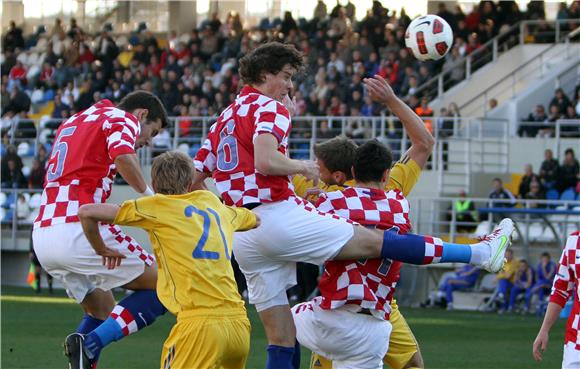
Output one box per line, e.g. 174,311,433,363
78,150,259,369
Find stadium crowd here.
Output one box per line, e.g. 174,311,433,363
2,0,579,128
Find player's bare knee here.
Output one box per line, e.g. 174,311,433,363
124,265,158,290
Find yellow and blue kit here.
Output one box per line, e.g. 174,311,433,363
114,190,257,369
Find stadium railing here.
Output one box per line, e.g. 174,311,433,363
414,19,580,102
0,188,42,251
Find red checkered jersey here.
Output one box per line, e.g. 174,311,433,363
34,100,140,228
193,86,295,206
314,187,412,320
549,231,580,350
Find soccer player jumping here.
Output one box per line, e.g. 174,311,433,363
32,91,169,369
193,42,514,369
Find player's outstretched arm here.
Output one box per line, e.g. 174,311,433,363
115,153,153,195
533,302,562,361
364,75,434,169
254,134,319,183
78,203,126,270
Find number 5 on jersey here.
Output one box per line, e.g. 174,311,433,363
184,205,231,260
47,126,77,181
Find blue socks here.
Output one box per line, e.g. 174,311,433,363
84,290,167,360
292,340,301,369
76,314,104,335
441,242,472,263
266,345,295,369
381,232,475,265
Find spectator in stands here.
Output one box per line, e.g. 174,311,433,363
450,190,477,233
495,249,516,312
1,158,26,188
442,46,465,85
1,144,23,172
424,265,480,310
16,194,30,220
524,181,546,208
558,148,580,192
488,178,516,208
313,0,328,20
415,96,434,134
507,259,534,313
3,21,24,52
518,164,541,198
36,145,49,167
539,149,559,190
488,98,498,111
7,60,27,92
28,158,46,189
550,88,572,115
519,104,547,137
525,252,556,313
51,93,70,119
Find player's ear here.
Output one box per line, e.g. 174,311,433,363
187,181,195,193
382,169,390,183
134,108,149,123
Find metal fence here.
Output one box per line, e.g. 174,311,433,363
414,19,580,102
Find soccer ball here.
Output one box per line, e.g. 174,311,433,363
405,15,453,61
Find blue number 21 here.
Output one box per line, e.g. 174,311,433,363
184,206,230,260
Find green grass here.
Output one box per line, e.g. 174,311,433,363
1,286,566,369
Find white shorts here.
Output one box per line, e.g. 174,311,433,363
233,198,354,305
32,222,154,303
292,299,391,369
563,342,580,368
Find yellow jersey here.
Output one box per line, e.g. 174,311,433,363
292,158,422,198
496,259,517,283
114,190,257,316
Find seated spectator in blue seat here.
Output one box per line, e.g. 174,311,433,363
507,259,534,313
524,181,546,209
539,149,559,190
558,148,579,192
431,265,480,310
525,252,556,313
495,249,516,310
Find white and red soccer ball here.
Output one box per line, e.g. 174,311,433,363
405,14,454,61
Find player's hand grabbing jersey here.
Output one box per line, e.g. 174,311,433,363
549,231,580,350
194,86,295,207
114,190,257,316
34,100,139,228
314,187,412,320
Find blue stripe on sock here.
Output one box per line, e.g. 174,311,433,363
381,232,427,264
266,345,294,369
441,242,472,263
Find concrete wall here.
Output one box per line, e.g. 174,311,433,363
432,45,552,114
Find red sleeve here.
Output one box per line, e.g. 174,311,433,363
549,235,577,307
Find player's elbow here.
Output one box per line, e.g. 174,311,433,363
78,204,95,221
255,156,273,175
418,135,435,154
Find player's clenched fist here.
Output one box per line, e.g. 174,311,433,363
363,75,396,105
299,160,320,185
